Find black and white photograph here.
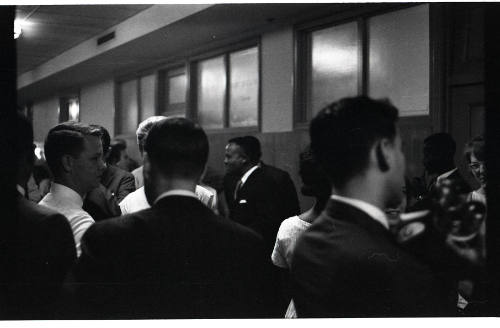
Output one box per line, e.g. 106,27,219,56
1,1,500,323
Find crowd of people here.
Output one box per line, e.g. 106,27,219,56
4,96,489,319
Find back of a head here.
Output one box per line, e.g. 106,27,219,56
107,141,127,165
299,146,331,200
310,96,398,189
464,135,485,163
144,117,209,179
44,121,102,177
227,136,262,164
136,116,167,153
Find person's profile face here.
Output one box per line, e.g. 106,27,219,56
73,135,105,193
224,143,246,176
469,152,486,188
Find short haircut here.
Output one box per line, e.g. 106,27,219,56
44,121,102,176
90,124,111,156
107,141,127,165
464,135,485,163
227,136,262,164
299,146,331,199
136,116,167,154
424,132,456,159
144,117,209,179
310,96,399,189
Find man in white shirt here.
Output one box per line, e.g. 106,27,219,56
40,122,105,256
291,96,456,317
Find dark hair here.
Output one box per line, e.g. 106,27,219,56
107,141,127,165
44,121,102,176
144,117,209,179
227,136,262,164
424,132,456,159
464,135,485,163
310,96,399,189
299,146,331,200
90,124,111,156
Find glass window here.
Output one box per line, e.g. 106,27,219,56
118,79,138,134
197,56,226,129
229,47,259,127
140,74,156,121
309,21,359,119
68,98,80,121
368,4,429,116
163,67,187,117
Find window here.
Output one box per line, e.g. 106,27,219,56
162,66,187,117
59,96,80,122
196,46,259,130
117,73,157,134
297,4,429,123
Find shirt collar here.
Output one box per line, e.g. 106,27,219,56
330,194,389,230
240,165,260,186
16,184,26,197
50,182,84,208
154,189,198,204
436,167,458,183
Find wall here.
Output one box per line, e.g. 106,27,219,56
80,79,115,136
32,97,59,142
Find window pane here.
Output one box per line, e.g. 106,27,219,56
229,47,259,127
368,4,429,116
163,72,187,117
118,79,138,134
140,74,156,121
197,56,226,129
309,21,359,118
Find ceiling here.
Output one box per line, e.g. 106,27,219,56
16,5,152,74
16,3,373,104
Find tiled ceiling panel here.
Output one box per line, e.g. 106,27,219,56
16,5,152,74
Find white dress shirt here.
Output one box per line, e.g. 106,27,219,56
119,185,218,214
39,183,95,257
331,194,389,230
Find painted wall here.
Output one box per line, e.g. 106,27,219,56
32,97,59,142
261,27,294,133
80,79,115,136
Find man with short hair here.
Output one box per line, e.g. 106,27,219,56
120,116,217,214
40,122,105,256
291,96,456,317
83,124,135,221
7,114,76,319
72,117,268,318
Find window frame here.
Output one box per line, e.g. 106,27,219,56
293,3,422,128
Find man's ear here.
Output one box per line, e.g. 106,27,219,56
375,140,390,172
61,154,74,173
143,152,152,182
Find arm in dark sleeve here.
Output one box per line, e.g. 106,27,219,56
114,172,136,203
83,184,121,221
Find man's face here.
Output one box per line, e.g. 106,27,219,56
73,135,105,194
224,143,246,176
385,132,406,208
469,152,486,188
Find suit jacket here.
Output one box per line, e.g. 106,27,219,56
69,195,270,319
83,165,135,221
6,193,76,319
291,199,456,317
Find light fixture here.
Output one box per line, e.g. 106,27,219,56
14,19,22,39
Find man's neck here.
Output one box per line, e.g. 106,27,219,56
335,175,387,211
53,177,85,198
147,178,197,203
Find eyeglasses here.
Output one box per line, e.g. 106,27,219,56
469,162,485,171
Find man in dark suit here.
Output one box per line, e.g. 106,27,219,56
408,133,471,211
83,125,135,221
224,136,299,253
291,96,456,317
69,117,269,318
6,113,76,319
